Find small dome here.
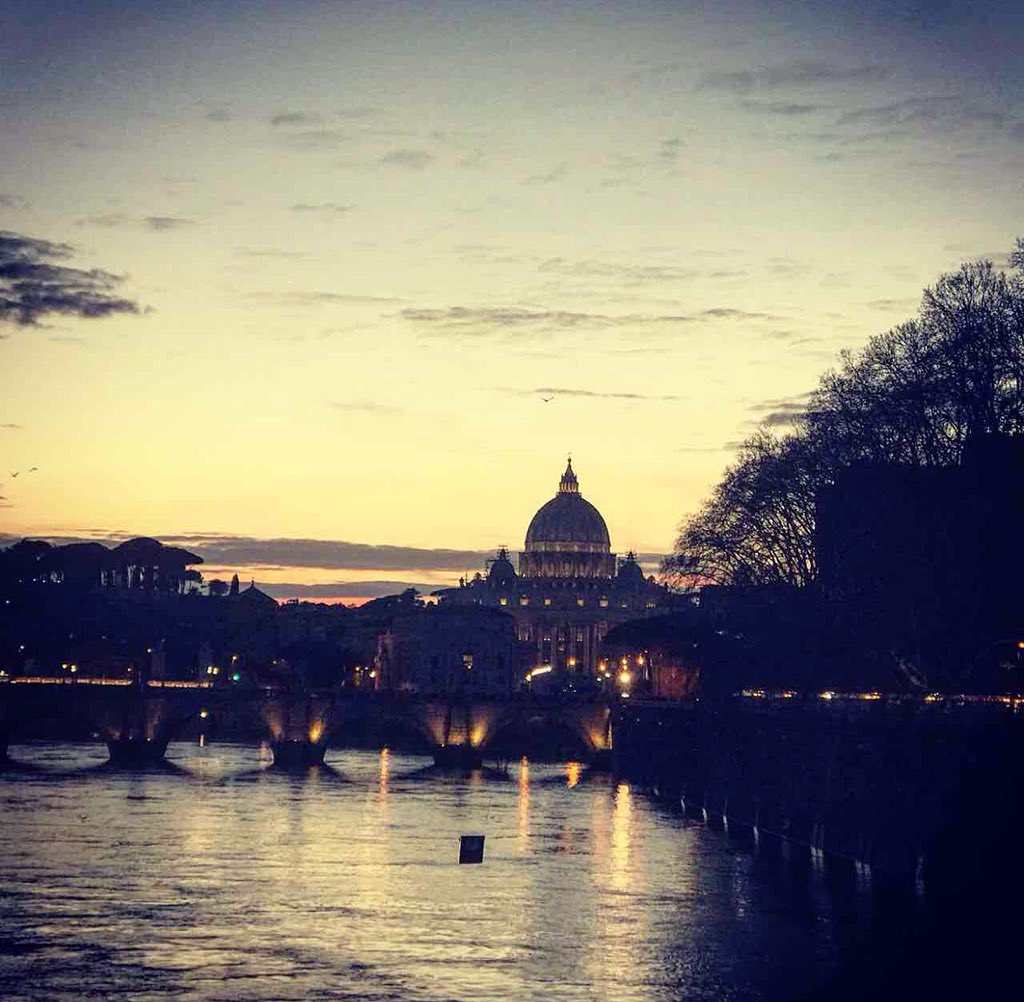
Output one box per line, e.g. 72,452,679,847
488,547,517,585
617,551,645,586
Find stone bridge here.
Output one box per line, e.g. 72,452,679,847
0,678,613,769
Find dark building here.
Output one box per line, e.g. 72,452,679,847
376,605,516,695
815,434,1024,687
442,459,670,681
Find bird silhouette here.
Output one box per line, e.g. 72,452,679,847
541,396,553,403
10,471,18,478
27,467,37,473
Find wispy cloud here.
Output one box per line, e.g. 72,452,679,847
378,149,434,169
538,257,699,284
270,111,322,127
524,162,568,185
698,60,888,95
400,305,771,337
506,386,683,402
658,138,682,166
748,392,813,427
74,214,197,232
235,247,311,260
330,400,400,414
289,202,355,215
0,194,27,209
739,100,825,116
0,230,144,327
144,216,196,232
252,290,405,307
0,423,23,430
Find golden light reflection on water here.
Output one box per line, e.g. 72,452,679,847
379,746,389,801
565,761,581,788
611,782,632,893
517,756,530,851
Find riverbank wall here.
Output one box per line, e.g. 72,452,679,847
613,698,1024,880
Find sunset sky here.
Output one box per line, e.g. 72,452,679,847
2,0,1023,600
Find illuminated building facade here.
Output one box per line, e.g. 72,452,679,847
443,459,669,680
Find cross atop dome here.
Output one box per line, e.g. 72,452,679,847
558,456,579,494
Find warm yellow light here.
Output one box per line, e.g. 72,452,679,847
618,670,632,686
637,655,645,667
819,691,835,700
199,710,209,719
567,657,576,667
368,669,377,678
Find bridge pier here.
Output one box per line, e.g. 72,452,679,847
432,744,484,769
270,738,328,769
105,735,172,767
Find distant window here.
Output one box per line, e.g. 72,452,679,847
576,631,584,643
544,597,552,606
599,597,609,608
576,598,585,607
646,601,656,609
463,653,474,671
499,596,508,606
519,597,529,606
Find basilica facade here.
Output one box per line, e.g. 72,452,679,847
442,459,669,679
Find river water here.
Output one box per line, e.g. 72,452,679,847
0,743,917,1002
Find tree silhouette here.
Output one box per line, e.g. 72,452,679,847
666,239,1024,589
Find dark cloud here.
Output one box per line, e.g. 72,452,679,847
0,423,23,430
378,149,434,169
160,534,491,573
698,61,888,95
836,95,1024,143
260,580,444,600
507,386,683,402
838,95,967,128
144,216,196,232
748,392,813,427
0,194,27,209
0,230,143,327
290,202,355,215
739,100,825,116
270,111,322,126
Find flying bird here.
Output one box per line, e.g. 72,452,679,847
28,467,37,473
10,471,18,478
541,396,553,403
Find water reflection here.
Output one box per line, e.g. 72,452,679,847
0,743,904,1001
517,757,530,852
610,781,632,892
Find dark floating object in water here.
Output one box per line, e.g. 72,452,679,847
459,834,485,864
